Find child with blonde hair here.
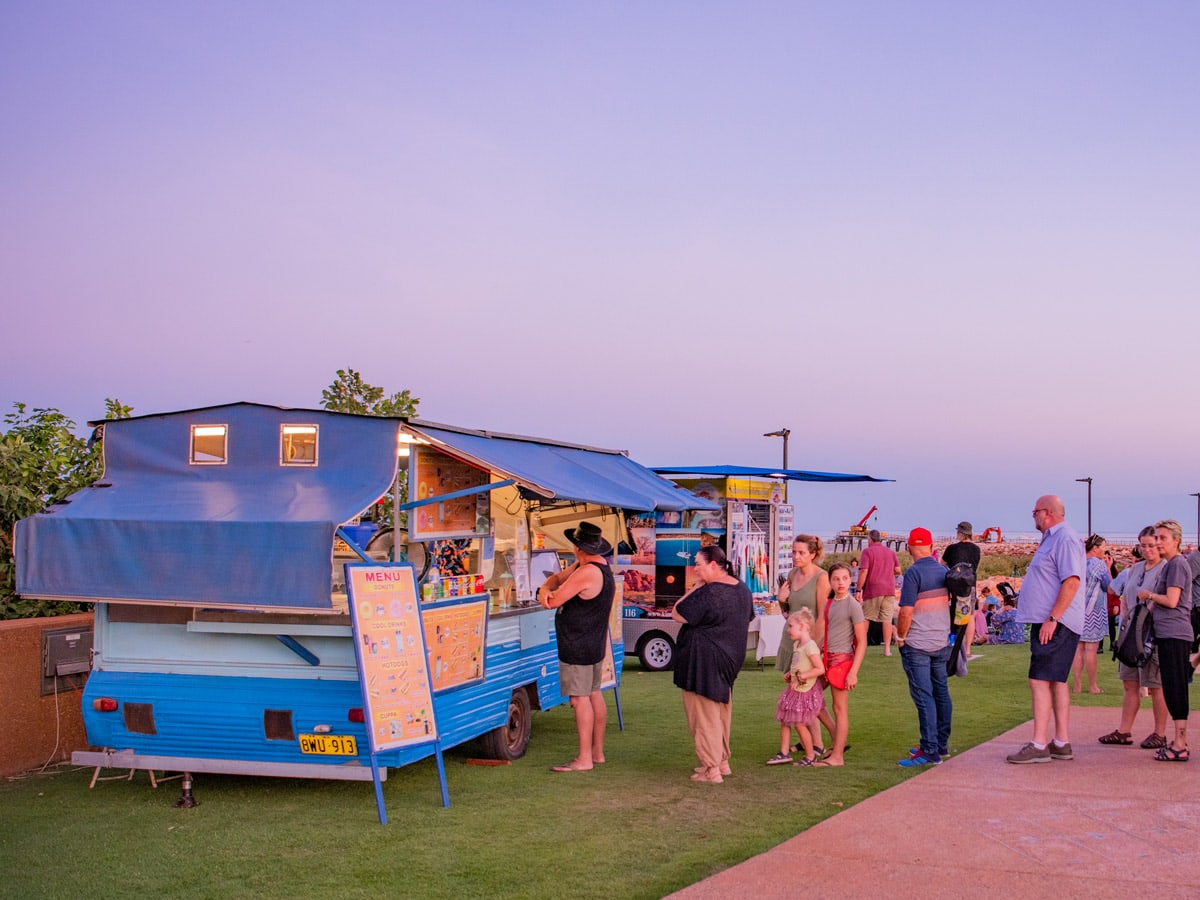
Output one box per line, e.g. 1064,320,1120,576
766,608,826,766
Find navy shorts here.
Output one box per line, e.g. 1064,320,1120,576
1028,623,1080,683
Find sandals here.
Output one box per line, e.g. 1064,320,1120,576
794,756,817,767
766,752,793,766
1098,730,1133,746
1154,745,1189,762
1141,733,1167,750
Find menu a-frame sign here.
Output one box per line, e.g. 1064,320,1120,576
346,562,449,821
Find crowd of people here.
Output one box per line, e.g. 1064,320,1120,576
663,493,1200,782
538,496,1199,784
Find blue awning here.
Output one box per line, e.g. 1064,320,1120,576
16,404,401,610
14,404,716,611
408,421,718,512
652,465,892,483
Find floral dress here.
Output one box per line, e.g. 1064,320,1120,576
1081,556,1112,642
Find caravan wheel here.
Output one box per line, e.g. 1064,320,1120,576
479,687,533,760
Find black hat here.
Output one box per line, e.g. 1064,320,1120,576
564,521,613,556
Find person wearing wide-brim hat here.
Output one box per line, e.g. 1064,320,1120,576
537,521,616,772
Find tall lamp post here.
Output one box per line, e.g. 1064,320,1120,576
1190,492,1200,549
1075,477,1093,537
763,428,790,470
763,427,792,504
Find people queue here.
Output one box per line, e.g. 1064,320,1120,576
667,498,1199,783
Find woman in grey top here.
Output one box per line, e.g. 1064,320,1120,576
775,535,833,756
1141,519,1193,761
1097,527,1168,749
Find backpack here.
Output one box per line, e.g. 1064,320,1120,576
944,562,976,677
945,562,976,626
1114,602,1156,668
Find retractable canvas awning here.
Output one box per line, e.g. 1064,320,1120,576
14,404,716,611
407,421,718,512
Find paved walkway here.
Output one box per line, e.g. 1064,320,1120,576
670,707,1200,899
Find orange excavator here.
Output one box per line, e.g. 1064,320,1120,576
847,506,878,537
977,527,1003,543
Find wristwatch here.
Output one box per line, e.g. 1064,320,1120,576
1047,615,1058,625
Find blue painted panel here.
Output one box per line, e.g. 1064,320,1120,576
82,620,570,769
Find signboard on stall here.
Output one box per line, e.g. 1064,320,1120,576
346,564,439,750
345,563,449,821
410,445,492,540
775,503,795,586
421,599,488,692
601,581,625,690
725,477,775,502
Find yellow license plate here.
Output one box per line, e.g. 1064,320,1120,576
299,734,358,756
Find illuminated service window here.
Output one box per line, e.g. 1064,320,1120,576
281,424,318,466
190,425,228,464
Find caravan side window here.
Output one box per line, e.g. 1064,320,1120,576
281,424,319,466
190,425,228,464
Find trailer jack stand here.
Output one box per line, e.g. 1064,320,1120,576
174,773,198,808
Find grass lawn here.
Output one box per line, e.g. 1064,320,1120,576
0,643,1124,900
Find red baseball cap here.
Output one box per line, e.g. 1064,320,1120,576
907,527,932,547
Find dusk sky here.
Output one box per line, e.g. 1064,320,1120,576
3,3,1198,538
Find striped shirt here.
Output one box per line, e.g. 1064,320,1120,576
899,556,950,652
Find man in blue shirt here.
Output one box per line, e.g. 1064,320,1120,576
896,527,952,767
1007,495,1085,764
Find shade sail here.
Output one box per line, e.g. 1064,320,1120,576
652,465,892,483
408,421,718,512
16,404,401,610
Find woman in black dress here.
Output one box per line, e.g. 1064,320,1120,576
672,545,754,783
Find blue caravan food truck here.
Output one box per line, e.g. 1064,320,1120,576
15,403,710,788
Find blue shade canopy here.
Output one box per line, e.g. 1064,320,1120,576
652,465,892,483
407,421,718,512
16,404,401,610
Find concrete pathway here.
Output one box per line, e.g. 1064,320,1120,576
670,707,1200,899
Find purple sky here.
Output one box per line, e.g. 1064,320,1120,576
3,2,1198,538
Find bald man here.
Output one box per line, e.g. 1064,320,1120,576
1006,495,1086,764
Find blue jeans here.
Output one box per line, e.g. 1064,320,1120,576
900,643,953,757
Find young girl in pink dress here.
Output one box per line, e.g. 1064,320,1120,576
766,608,826,766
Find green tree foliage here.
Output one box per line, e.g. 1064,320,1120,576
0,399,132,619
321,369,420,533
320,368,419,417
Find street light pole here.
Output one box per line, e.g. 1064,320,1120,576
1190,492,1200,549
763,428,790,470
1075,477,1093,536
763,429,792,508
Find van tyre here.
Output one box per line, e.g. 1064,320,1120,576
480,687,533,760
638,633,674,671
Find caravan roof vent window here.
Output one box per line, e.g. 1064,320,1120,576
281,424,318,466
190,424,228,465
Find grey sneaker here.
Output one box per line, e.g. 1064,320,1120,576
1006,742,1052,764
1049,742,1074,760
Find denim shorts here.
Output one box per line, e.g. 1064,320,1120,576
1028,623,1081,683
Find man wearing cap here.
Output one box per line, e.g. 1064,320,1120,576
896,527,953,766
858,529,902,655
537,521,616,773
942,521,982,654
1007,495,1085,764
